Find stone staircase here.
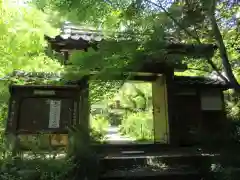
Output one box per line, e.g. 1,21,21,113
96,147,217,180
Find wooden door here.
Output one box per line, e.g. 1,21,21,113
173,92,202,146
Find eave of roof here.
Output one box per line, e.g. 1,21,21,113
173,76,231,89
45,34,217,58
1,71,232,90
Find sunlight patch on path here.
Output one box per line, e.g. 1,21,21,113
105,126,135,144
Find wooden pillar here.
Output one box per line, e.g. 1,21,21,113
152,75,170,144
78,77,90,139
164,69,175,145
67,77,90,157
63,51,69,65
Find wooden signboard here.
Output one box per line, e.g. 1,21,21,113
6,85,81,134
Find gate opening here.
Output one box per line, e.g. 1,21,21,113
90,81,154,144
90,76,169,145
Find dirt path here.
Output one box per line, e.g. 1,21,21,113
105,126,135,144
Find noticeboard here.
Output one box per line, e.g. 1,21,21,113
6,85,81,134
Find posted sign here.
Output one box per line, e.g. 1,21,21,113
48,100,61,128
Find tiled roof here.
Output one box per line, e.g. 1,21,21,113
45,25,103,45
45,22,217,59
173,76,231,89
44,22,104,52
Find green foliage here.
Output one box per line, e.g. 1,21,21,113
90,114,109,141
90,80,123,104
0,104,8,130
225,90,240,120
32,0,114,25
67,124,100,179
0,149,97,180
0,0,239,179
0,1,62,76
0,123,101,180
117,82,152,111
0,0,63,133
120,110,153,141
0,158,73,180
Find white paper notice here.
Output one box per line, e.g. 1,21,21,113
48,100,61,128
201,91,222,110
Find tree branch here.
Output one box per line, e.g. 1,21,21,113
145,0,229,83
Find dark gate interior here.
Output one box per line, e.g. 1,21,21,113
172,91,202,146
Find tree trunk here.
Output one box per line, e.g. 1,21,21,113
209,10,240,92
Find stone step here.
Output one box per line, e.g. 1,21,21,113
98,150,216,179
99,155,212,173
99,168,208,180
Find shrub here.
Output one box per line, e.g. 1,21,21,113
120,111,153,141
0,124,101,180
90,114,109,141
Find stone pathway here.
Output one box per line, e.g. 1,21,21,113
105,126,135,144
